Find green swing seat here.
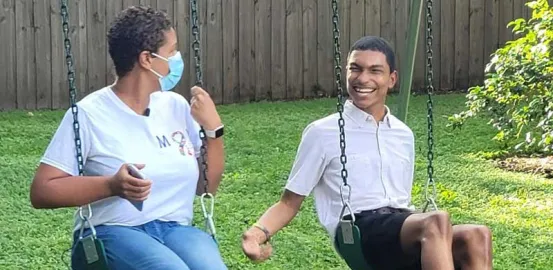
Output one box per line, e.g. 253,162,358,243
332,199,373,270
73,234,109,270
334,220,373,270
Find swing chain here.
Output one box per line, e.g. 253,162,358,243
190,0,215,237
332,0,350,207
423,0,438,212
191,0,202,87
190,0,209,196
60,0,92,221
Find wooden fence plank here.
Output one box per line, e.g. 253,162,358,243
15,0,36,109
206,0,223,103
156,0,175,67
255,0,272,101
270,0,286,100
512,0,525,39
380,0,394,58
513,0,524,20
522,0,530,20
484,0,499,66
350,0,365,44
302,0,317,98
286,0,303,99
412,1,426,90
34,0,51,109
339,0,350,92
50,0,66,109
381,0,400,90
440,0,455,91
74,0,88,101
122,0,140,9
0,0,16,110
222,0,238,103
364,0,380,37
105,0,123,84
174,0,191,100
469,0,485,87
139,0,156,9
499,0,514,46
455,0,470,90
430,0,441,90
155,0,172,14
238,0,254,102
317,0,334,96
394,0,408,91
86,0,106,94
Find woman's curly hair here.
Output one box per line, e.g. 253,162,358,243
107,6,172,77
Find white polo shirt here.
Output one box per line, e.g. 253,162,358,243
285,99,416,239
40,86,202,232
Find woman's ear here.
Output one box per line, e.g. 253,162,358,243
137,51,153,70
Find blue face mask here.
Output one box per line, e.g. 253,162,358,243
150,51,184,91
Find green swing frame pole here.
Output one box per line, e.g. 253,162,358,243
397,0,425,123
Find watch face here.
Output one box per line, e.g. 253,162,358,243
215,127,224,137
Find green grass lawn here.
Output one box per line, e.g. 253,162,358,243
1,93,552,269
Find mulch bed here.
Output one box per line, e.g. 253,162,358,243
495,156,553,179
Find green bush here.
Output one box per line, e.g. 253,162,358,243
449,0,553,155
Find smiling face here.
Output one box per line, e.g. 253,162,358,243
346,49,397,114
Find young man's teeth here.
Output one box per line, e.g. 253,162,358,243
358,88,375,93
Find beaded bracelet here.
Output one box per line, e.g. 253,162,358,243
253,222,271,243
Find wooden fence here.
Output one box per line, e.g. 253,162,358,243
0,0,543,110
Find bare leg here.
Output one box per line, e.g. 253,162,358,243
452,225,493,270
399,210,455,270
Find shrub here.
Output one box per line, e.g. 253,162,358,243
448,0,553,155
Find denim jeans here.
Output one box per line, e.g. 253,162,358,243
71,220,227,270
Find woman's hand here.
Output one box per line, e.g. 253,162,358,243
190,86,222,130
108,163,152,201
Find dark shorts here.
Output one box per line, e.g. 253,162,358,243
345,207,421,270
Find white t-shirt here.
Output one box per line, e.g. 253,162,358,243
40,86,202,232
285,100,416,240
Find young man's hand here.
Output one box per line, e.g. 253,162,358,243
241,229,273,262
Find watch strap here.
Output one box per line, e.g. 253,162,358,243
205,125,224,138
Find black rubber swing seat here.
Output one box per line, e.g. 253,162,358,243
334,220,374,270
74,236,109,270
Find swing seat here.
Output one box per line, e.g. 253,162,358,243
74,235,109,270
334,220,373,270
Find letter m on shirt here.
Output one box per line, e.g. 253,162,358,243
156,135,171,148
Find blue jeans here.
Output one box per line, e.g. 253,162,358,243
71,220,227,270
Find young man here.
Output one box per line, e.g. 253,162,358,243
241,36,493,270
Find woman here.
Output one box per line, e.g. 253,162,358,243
30,6,227,270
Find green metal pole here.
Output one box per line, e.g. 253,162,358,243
397,0,424,123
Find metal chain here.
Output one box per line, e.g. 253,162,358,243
423,0,438,212
60,0,92,220
190,0,209,196
191,0,203,87
332,0,351,206
190,0,216,239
